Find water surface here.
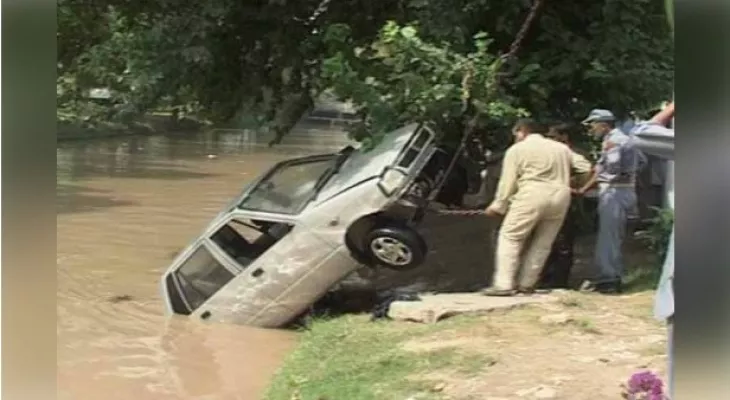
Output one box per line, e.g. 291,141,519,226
57,127,352,399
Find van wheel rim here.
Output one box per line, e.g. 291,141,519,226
370,237,413,266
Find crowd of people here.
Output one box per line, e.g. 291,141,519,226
480,102,675,297
477,101,676,396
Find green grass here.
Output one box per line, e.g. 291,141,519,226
624,261,663,293
263,314,492,400
569,317,602,335
558,295,584,309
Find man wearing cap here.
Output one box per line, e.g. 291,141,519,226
575,109,644,294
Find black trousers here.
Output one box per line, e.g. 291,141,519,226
538,209,576,289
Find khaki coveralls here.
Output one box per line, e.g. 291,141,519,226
489,134,592,290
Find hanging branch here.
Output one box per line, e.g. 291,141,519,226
500,0,545,67
429,0,545,202
463,0,545,134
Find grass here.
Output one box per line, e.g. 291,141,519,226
638,342,667,358
558,295,584,309
263,314,491,400
569,317,602,335
624,260,663,293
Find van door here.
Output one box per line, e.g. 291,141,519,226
184,214,338,326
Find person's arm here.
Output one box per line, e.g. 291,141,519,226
628,102,675,160
486,147,519,215
650,102,674,126
576,139,622,194
570,150,592,175
631,123,674,160
576,167,599,195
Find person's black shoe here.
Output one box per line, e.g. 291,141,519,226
517,287,552,295
580,280,622,294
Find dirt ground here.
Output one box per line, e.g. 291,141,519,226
273,212,668,400
391,231,667,400
399,290,667,400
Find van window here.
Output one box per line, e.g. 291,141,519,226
175,245,235,311
397,128,431,168
210,219,293,269
238,157,336,214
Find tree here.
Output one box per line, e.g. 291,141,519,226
58,0,673,149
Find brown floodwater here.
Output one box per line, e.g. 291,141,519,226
57,127,353,400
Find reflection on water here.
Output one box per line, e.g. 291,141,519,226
57,127,353,399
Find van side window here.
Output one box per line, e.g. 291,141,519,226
210,219,293,269
175,245,235,311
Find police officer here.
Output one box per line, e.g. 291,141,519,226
575,109,643,294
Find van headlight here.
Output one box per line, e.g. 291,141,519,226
378,167,407,196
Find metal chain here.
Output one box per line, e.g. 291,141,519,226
419,0,546,212
428,207,488,216
500,0,545,64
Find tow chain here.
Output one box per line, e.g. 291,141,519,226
421,0,546,213
427,207,489,216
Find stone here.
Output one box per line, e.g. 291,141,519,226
549,375,573,385
388,293,557,324
534,386,557,399
643,334,666,345
431,382,446,392
516,387,537,397
516,385,557,399
569,355,595,363
613,351,640,360
539,313,572,325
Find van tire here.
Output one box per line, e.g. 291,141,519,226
364,226,427,270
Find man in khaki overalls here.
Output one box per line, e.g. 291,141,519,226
482,119,593,296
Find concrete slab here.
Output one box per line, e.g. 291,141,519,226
387,292,558,323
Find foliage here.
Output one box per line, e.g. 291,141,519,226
320,22,527,147
637,207,674,262
58,0,674,148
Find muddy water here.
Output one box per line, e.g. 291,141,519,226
57,128,353,400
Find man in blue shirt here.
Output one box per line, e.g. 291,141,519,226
575,109,644,293
630,101,674,397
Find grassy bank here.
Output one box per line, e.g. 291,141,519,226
264,314,491,400
264,272,668,400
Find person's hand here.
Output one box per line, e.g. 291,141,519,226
572,187,586,196
485,206,502,217
651,101,675,126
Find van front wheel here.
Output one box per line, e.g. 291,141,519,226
365,226,427,270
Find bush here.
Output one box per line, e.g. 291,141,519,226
637,207,674,263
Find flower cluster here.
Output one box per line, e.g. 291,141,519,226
621,371,667,400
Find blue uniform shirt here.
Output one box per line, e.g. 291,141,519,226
631,121,675,321
595,128,644,184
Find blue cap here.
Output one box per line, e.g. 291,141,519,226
581,109,616,125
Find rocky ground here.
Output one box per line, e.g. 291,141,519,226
396,290,667,400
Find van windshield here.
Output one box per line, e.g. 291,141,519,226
238,151,352,214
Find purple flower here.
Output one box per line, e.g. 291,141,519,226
624,371,666,399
